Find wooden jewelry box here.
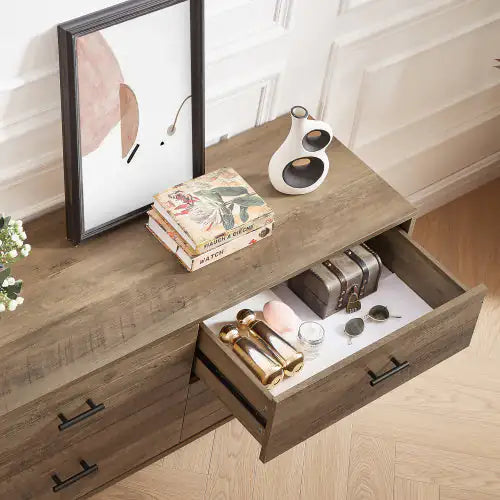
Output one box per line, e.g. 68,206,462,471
0,116,486,498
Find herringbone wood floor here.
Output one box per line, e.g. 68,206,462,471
97,178,500,500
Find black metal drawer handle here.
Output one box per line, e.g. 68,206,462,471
51,460,98,492
368,357,409,386
58,399,105,431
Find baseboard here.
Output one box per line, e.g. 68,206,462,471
409,151,500,215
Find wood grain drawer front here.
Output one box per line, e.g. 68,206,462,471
181,379,232,441
194,229,486,463
0,324,198,483
0,387,187,500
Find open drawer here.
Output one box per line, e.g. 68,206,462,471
194,228,486,462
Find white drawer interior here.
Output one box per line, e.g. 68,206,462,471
202,265,432,396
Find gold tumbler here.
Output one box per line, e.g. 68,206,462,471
219,325,284,387
237,309,304,376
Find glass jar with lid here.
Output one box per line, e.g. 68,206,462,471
297,321,325,359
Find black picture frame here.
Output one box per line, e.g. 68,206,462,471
58,0,205,244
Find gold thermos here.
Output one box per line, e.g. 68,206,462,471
237,309,304,376
219,325,284,387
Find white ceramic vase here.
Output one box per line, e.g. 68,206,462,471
268,106,333,195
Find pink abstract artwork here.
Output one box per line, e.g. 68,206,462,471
76,32,124,157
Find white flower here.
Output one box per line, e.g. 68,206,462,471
0,239,2,247
7,300,17,311
20,232,27,240
16,296,24,305
23,244,31,252
15,220,23,229
7,277,15,286
0,303,5,313
8,219,14,226
20,248,29,257
8,249,17,258
1,279,8,287
11,234,20,243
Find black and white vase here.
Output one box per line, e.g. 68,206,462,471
268,106,333,195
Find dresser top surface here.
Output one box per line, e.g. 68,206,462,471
0,115,414,415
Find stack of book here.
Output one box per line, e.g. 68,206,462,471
147,168,274,271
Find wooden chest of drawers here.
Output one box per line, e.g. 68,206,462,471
2,390,187,499
0,116,485,497
0,324,197,497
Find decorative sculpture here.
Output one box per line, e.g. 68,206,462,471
268,106,333,195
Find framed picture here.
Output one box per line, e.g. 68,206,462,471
58,0,204,244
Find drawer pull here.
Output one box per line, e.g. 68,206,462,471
368,357,409,386
51,460,98,492
58,399,105,431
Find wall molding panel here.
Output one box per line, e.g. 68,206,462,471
0,149,61,188
317,42,338,122
206,74,280,146
206,0,292,63
338,0,374,16
256,75,280,126
349,13,500,149
0,71,60,129
323,0,498,144
0,65,57,94
357,82,500,166
0,107,60,145
376,113,500,197
335,0,460,48
1,155,62,190
273,0,294,30
0,113,61,178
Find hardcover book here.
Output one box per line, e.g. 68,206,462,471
153,168,274,254
148,209,197,257
147,217,273,272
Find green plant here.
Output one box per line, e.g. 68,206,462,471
0,215,30,313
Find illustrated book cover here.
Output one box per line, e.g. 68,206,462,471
153,168,274,254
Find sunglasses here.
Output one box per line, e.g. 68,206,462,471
365,305,402,322
344,305,402,344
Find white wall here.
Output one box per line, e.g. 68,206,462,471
1,0,499,220
320,0,500,213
